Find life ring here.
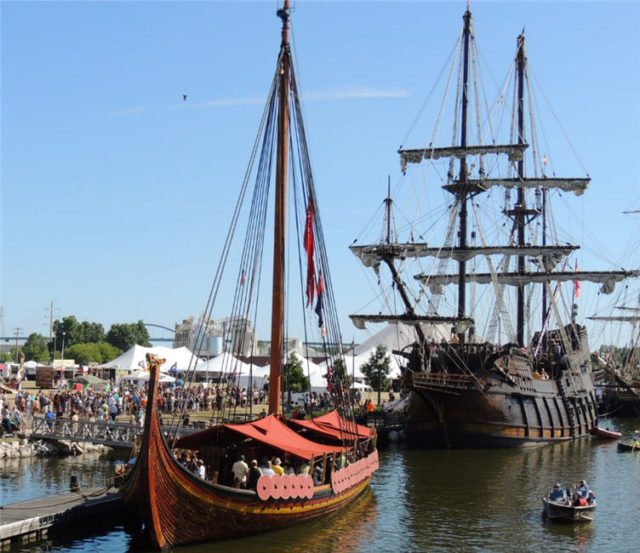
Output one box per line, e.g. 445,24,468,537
257,474,272,501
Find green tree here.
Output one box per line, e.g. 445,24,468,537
77,321,105,344
360,344,391,403
106,320,150,351
64,342,121,365
283,352,310,393
52,315,81,349
0,352,12,363
51,316,106,350
329,357,351,392
22,333,50,362
97,342,122,363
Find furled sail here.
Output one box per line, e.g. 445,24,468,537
398,144,527,171
350,313,473,330
442,177,590,196
587,316,640,323
350,244,578,266
415,270,640,295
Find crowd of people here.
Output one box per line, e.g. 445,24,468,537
0,377,379,437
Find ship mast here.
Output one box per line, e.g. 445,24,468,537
456,8,472,341
269,0,291,415
515,32,526,346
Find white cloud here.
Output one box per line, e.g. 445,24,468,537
115,87,408,115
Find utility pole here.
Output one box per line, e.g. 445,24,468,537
49,300,54,340
14,327,21,363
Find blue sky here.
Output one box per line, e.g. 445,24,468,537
2,0,639,349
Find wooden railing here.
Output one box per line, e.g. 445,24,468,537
412,372,478,392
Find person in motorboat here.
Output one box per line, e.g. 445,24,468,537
575,480,590,498
587,490,597,505
549,483,568,503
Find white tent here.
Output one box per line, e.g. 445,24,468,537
318,322,442,382
121,370,175,385
195,352,249,374
99,345,200,373
257,353,329,392
195,353,269,388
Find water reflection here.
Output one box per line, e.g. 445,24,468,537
2,419,639,553
160,490,378,553
1,451,123,504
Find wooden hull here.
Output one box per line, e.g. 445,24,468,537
120,360,377,549
600,391,640,417
405,334,599,449
405,384,598,449
541,498,595,522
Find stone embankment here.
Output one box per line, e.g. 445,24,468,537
0,438,111,459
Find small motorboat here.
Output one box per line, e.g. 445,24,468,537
590,426,622,440
542,482,596,522
617,440,640,452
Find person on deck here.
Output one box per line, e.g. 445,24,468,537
232,455,249,488
197,460,206,480
247,459,262,490
272,457,284,476
260,459,275,477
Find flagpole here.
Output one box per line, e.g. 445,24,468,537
351,338,355,390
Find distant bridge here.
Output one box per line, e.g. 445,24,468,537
145,322,175,344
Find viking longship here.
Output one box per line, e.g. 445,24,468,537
349,5,639,448
120,2,378,548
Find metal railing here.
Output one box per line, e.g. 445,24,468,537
30,416,143,448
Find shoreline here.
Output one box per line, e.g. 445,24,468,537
0,437,112,459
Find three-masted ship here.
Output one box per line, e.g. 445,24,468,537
120,2,378,548
589,293,640,417
350,6,638,448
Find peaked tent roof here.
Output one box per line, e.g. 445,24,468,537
194,352,250,374
121,370,175,383
353,321,449,356
175,414,346,460
98,345,200,373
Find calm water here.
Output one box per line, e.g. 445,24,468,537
2,418,639,553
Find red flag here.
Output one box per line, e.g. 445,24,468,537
240,270,246,286
573,264,581,298
304,203,316,306
315,271,325,333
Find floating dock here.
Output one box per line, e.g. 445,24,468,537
0,487,122,549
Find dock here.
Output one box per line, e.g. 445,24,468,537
0,487,122,549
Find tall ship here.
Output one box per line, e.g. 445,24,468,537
589,272,640,417
349,6,638,448
120,2,378,548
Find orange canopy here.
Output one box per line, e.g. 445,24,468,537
287,410,373,441
175,414,346,460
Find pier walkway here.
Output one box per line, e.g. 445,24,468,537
29,417,142,449
0,487,122,549
28,416,208,448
